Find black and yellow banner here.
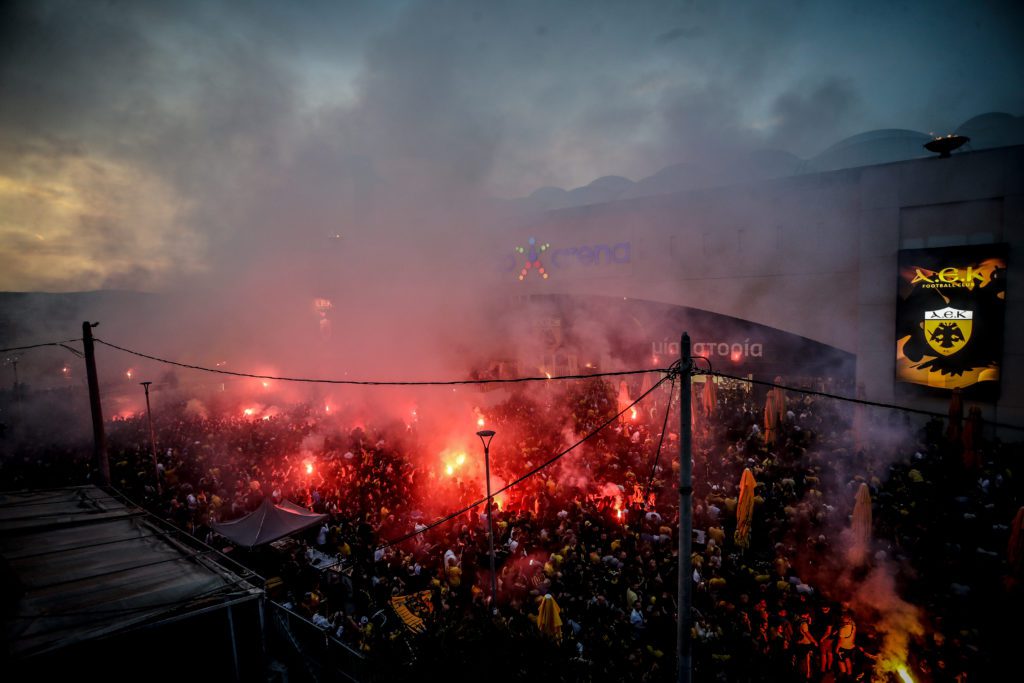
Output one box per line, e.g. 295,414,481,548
896,244,1007,393
391,590,434,634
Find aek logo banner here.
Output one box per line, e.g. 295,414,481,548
924,307,972,356
895,244,1007,394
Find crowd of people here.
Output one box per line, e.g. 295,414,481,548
2,371,1021,682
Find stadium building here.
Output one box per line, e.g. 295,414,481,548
492,115,1024,426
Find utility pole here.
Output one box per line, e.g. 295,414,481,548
477,429,498,610
677,333,692,683
141,381,161,495
82,321,109,486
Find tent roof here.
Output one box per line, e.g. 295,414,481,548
0,487,261,658
212,497,326,548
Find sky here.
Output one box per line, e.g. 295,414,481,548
1,0,1022,293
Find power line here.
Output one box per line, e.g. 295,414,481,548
94,337,666,386
1,338,83,354
18,335,1016,431
376,372,675,550
704,370,1024,432
641,374,677,512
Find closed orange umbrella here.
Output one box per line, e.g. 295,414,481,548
763,379,786,445
853,383,867,450
962,406,982,470
618,380,632,424
1009,507,1024,579
537,593,563,642
947,388,963,443
702,377,718,417
734,468,757,549
848,483,872,566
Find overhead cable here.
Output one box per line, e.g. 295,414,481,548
94,337,667,386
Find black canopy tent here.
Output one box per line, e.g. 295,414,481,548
212,497,327,548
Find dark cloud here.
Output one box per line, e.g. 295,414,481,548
1,0,1022,295
769,77,861,154
655,26,702,44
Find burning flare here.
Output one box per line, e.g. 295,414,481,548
442,450,468,478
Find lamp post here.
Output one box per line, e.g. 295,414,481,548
476,429,498,608
140,381,161,495
4,354,19,402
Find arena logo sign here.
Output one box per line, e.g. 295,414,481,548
652,339,764,360
504,238,631,281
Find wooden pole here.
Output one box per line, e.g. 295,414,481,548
82,321,109,486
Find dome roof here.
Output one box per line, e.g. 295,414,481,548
955,112,1024,150
806,128,932,172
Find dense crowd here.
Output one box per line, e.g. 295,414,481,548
2,374,1021,682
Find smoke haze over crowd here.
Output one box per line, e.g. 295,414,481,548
3,0,1022,289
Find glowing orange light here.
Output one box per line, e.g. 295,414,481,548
617,509,623,519
455,453,466,466
630,407,638,421
62,366,69,375
243,408,255,417
446,465,454,476
545,372,552,380
261,381,269,388
731,350,742,362
262,415,270,421
325,404,331,413
477,417,485,428
125,369,133,380
306,463,314,475
897,667,914,683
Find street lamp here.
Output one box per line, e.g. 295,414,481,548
140,381,161,495
476,428,498,608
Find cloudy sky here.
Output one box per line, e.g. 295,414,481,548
2,0,1022,292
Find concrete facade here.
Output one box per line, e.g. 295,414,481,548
499,145,1024,425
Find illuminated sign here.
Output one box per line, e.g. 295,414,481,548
514,237,551,281
505,239,631,280
652,339,764,361
895,244,1007,393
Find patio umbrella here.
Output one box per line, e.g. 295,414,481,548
537,593,562,642
848,483,872,566
734,468,757,550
